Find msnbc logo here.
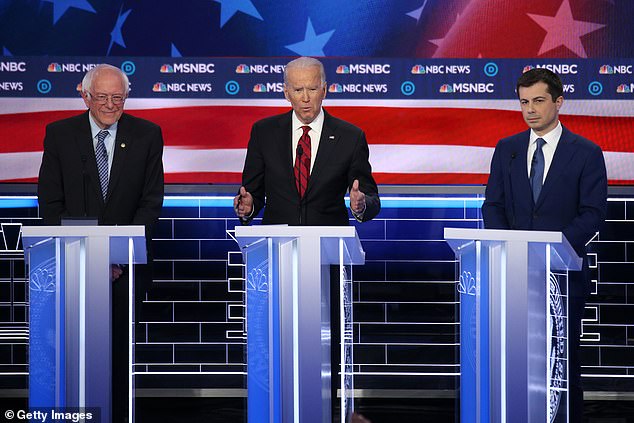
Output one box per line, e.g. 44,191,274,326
411,65,425,74
47,63,62,72
160,64,174,73
617,84,632,93
439,84,454,93
336,65,350,74
328,83,343,93
253,84,267,92
236,64,250,74
523,65,535,73
152,82,167,92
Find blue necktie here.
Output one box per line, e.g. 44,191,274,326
530,138,546,203
96,130,109,200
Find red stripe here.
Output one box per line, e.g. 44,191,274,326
1,106,633,153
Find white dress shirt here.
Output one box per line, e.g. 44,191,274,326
291,108,324,172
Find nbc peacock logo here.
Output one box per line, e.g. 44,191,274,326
439,84,454,93
600,65,613,75
152,82,167,92
411,65,425,74
236,64,250,74
328,83,343,93
160,64,174,73
47,63,62,73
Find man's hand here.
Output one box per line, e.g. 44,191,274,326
234,186,254,218
350,179,366,214
112,264,123,281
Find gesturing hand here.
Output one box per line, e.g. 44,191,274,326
234,186,254,218
350,179,366,214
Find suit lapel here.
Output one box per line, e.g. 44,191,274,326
107,113,131,202
305,111,338,197
511,131,532,202
75,112,104,205
535,126,578,208
277,112,296,195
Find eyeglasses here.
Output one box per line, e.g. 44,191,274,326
89,92,126,105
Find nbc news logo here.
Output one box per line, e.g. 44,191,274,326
600,65,633,75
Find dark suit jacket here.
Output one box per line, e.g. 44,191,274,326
37,111,164,240
241,110,380,225
482,125,607,294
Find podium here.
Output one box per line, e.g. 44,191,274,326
234,225,365,423
22,225,146,423
444,228,582,423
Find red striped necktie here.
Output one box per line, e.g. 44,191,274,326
294,125,311,198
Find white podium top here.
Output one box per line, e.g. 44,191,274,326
444,227,582,271
22,225,147,264
234,225,365,265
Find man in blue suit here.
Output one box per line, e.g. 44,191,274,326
482,68,607,422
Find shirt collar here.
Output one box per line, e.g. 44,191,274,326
88,112,118,139
291,108,324,134
530,121,562,147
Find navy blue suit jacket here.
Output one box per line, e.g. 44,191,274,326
482,125,607,275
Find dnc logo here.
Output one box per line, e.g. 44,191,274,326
160,64,174,73
336,65,350,74
152,82,167,92
328,83,343,93
47,63,62,72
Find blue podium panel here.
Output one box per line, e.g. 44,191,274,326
22,226,146,423
28,238,61,407
235,226,364,423
445,229,580,423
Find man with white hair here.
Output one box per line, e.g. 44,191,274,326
38,63,164,422
235,57,380,422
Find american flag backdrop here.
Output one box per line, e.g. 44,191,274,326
0,0,633,184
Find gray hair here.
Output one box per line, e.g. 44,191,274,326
284,57,326,85
81,64,130,94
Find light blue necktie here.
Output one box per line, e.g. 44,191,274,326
96,130,109,200
530,138,546,203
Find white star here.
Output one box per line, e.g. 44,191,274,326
528,0,605,58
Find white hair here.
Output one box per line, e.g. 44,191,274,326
81,64,130,94
284,57,326,84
